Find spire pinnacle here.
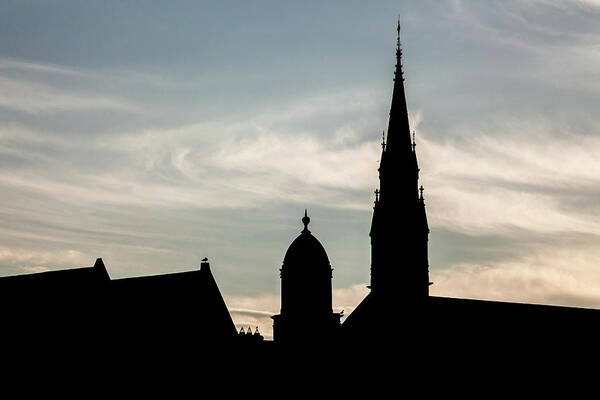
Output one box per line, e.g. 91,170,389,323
419,185,424,200
381,130,386,151
397,16,401,49
412,131,416,152
386,14,411,152
396,16,404,82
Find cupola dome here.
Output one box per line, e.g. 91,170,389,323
282,210,330,270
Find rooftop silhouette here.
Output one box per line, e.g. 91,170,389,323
1,19,598,364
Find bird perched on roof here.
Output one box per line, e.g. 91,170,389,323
201,257,208,262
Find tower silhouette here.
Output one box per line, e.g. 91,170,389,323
342,19,430,342
271,211,342,343
342,20,600,356
369,19,430,299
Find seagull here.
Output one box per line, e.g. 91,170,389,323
201,257,208,262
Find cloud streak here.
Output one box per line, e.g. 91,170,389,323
0,57,97,78
430,234,600,308
0,76,139,115
418,127,600,236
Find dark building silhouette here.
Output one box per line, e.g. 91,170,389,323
340,21,600,354
341,20,431,342
0,257,238,348
271,210,342,343
2,20,599,361
368,22,430,300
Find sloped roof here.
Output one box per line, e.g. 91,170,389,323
342,292,600,343
111,262,237,338
0,258,237,341
0,257,110,292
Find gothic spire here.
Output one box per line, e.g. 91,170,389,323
367,19,430,297
386,17,412,153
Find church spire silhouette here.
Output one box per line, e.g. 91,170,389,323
385,17,412,153
369,18,430,299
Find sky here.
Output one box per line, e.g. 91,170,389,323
1,0,600,339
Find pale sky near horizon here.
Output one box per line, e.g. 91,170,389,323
1,0,600,338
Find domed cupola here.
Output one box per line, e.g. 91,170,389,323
282,210,331,272
272,210,341,343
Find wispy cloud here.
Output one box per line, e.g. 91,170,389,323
0,247,88,271
431,234,600,308
0,76,139,115
0,88,384,210
418,126,600,235
0,57,97,78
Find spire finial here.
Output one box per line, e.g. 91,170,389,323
381,130,386,151
302,209,311,232
419,185,424,200
397,16,401,52
412,131,416,151
395,16,404,82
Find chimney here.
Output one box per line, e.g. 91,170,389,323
201,258,210,271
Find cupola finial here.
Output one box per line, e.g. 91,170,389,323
302,209,311,232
